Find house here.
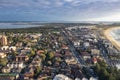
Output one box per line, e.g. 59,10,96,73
7,62,24,69
29,55,41,68
81,52,91,60
75,78,81,80
37,74,49,80
37,50,44,55
0,73,19,80
53,74,72,80
29,34,39,39
1,46,16,52
1,46,9,51
11,68,22,73
91,49,100,57
15,54,29,62
83,42,90,48
24,68,34,79
65,56,77,65
2,66,11,73
24,47,31,50
82,77,88,80
92,57,97,64
62,45,69,50
15,42,23,47
73,40,80,47
21,49,31,54
0,52,6,58
64,50,72,56
89,77,98,80
116,64,120,69
9,46,16,51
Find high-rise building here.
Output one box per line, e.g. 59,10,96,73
1,35,7,46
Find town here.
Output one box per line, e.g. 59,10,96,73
0,25,119,80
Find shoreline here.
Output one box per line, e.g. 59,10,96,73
103,27,120,51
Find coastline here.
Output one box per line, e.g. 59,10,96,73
103,27,120,51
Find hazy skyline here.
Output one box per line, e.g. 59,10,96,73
0,0,120,22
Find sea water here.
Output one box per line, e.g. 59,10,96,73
110,29,120,41
0,22,43,29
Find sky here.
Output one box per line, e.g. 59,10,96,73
0,0,120,22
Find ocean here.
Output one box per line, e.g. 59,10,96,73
110,29,120,41
0,22,43,29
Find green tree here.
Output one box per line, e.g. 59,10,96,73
34,66,41,78
108,74,116,80
95,63,100,73
40,53,46,61
30,49,35,57
48,52,54,59
12,51,18,56
0,58,8,66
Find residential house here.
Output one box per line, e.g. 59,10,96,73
15,54,29,62
1,46,9,51
0,52,6,58
7,62,24,69
2,66,11,73
0,73,19,80
65,56,77,65
9,46,16,51
83,42,90,48
81,52,91,60
91,49,100,57
24,68,34,80
53,74,72,80
73,40,80,47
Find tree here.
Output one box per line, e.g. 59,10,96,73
30,50,35,57
40,53,46,61
108,74,116,80
34,66,41,78
95,63,100,73
0,58,8,66
47,52,54,60
12,51,18,56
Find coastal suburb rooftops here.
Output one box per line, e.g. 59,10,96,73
53,74,72,80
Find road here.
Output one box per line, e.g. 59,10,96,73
61,28,86,67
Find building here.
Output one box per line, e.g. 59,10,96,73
0,52,6,58
24,68,34,79
15,54,29,62
73,40,80,47
91,49,100,57
0,73,19,80
1,46,9,51
1,35,7,46
65,56,77,65
53,74,72,80
116,64,120,69
2,66,11,73
89,77,98,80
81,52,91,60
83,42,90,48
92,57,97,64
7,62,24,69
9,46,16,51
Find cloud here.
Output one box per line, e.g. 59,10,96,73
63,0,120,6
64,0,74,2
0,0,120,21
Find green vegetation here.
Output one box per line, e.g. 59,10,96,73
94,61,120,80
0,58,8,66
34,66,42,78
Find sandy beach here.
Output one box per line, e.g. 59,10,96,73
103,27,120,50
